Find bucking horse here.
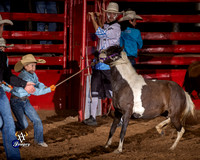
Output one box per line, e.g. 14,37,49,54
99,45,195,153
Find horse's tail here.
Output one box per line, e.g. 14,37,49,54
182,91,195,123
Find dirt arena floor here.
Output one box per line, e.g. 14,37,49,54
0,109,200,160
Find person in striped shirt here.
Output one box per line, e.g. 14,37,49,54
83,2,121,126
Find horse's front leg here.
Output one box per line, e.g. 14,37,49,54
105,109,122,148
114,110,131,153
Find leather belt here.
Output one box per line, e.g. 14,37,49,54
11,95,29,101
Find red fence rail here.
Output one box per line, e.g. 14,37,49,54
141,32,200,41
3,31,64,40
1,12,200,23
0,12,64,22
5,31,200,41
8,57,63,66
6,44,64,53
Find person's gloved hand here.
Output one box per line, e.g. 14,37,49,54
2,81,13,90
2,81,6,85
8,84,13,90
50,85,56,92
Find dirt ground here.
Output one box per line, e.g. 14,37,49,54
0,109,200,160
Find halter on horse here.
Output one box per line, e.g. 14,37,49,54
99,45,195,153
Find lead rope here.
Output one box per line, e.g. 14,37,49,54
55,63,94,88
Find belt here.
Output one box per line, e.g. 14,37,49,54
11,95,29,101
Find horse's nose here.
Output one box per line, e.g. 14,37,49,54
99,53,107,62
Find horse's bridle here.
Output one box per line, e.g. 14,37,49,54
99,53,119,63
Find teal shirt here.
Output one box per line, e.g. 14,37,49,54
11,70,51,97
120,27,143,57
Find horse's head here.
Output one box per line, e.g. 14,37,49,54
99,45,123,65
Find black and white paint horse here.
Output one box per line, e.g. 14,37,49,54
99,46,195,153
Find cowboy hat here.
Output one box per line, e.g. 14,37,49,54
0,37,14,48
14,54,46,72
0,15,13,25
118,10,143,22
102,2,121,14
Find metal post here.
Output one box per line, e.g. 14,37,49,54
172,23,179,45
69,0,73,65
79,0,87,122
63,0,67,69
195,3,200,27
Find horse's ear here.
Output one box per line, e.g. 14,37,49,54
114,45,123,53
120,46,124,52
93,50,99,58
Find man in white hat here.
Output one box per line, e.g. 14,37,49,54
10,54,56,148
118,9,143,66
0,15,35,159
84,2,121,126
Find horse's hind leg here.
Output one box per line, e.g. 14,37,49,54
156,118,171,135
170,127,185,150
105,110,122,148
170,117,185,150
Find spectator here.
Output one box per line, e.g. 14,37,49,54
83,2,121,126
35,1,57,44
0,16,35,159
118,9,143,66
10,54,56,147
0,0,10,12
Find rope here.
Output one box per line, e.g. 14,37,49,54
55,63,94,88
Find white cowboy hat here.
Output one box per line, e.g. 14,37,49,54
0,37,14,48
118,10,143,22
14,54,46,72
0,15,13,25
102,2,121,14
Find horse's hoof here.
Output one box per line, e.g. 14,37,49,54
113,149,122,154
156,127,163,135
105,145,109,149
169,146,175,150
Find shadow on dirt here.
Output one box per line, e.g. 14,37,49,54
42,109,78,124
43,116,111,144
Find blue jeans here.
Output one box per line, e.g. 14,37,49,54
10,97,44,143
0,87,21,160
0,115,3,129
35,1,57,44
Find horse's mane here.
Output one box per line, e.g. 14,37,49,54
106,45,123,55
